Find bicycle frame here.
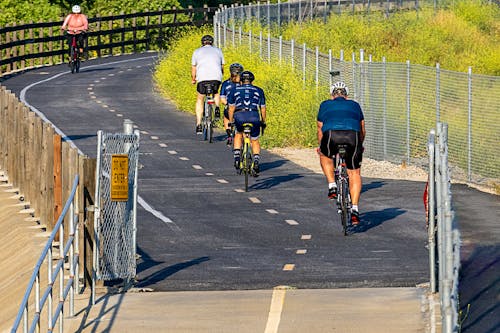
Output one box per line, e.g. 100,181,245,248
69,34,81,74
240,123,254,192
334,146,352,235
202,85,215,142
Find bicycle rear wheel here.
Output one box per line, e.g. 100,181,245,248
243,144,252,192
70,48,76,74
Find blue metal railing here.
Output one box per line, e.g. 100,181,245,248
11,175,80,333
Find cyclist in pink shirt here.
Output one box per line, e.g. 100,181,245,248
61,5,88,57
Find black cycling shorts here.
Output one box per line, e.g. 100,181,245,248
197,80,221,95
320,130,363,170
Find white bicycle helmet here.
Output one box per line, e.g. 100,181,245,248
72,5,81,14
330,81,349,96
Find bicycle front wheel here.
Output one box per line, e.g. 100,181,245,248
70,48,76,74
243,145,252,192
340,179,350,236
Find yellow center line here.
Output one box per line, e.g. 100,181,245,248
264,286,290,333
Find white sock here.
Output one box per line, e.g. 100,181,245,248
328,182,336,189
352,205,358,212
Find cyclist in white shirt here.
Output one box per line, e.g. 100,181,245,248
191,35,225,134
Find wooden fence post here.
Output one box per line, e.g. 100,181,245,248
12,24,18,72
121,12,125,54
145,10,150,51
49,26,53,65
38,23,44,67
29,22,35,68
20,22,25,69
54,134,62,232
96,15,102,58
82,157,96,287
108,15,113,56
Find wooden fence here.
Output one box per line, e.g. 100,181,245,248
0,6,216,76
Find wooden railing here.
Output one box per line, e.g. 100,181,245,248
0,6,216,76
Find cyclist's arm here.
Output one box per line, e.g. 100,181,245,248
228,105,236,123
360,120,366,143
260,106,266,122
191,65,197,84
317,121,324,144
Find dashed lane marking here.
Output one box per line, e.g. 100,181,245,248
116,114,123,117
192,165,203,170
179,157,189,161
296,249,307,254
159,143,167,148
102,104,108,108
282,264,295,271
109,109,115,113
168,150,177,155
285,219,299,225
301,235,312,240
140,130,149,134
234,189,244,193
217,179,229,184
249,197,261,203
151,136,159,140
266,209,279,214
205,172,214,176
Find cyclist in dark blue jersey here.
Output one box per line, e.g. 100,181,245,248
317,82,366,225
227,71,267,175
221,63,244,145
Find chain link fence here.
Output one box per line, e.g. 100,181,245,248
214,0,500,189
93,130,140,285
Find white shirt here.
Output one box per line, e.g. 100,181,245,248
191,45,224,82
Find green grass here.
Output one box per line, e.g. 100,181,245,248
278,1,499,75
154,27,321,148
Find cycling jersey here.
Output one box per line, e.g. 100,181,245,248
226,83,266,112
191,45,224,82
62,14,88,34
220,79,240,99
317,97,364,132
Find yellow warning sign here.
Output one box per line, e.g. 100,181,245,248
111,154,129,201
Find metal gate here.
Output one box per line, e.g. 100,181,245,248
93,126,140,287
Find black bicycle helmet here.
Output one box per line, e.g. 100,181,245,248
240,71,255,83
201,35,214,45
229,63,244,75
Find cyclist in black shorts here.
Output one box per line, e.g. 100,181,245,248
317,82,366,224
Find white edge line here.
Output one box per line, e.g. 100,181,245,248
138,196,180,231
19,55,156,155
264,288,287,333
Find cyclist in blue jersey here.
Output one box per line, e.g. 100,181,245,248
228,71,267,175
220,63,244,145
317,82,366,225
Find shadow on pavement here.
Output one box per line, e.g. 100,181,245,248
352,207,406,233
259,159,288,172
136,256,210,288
362,180,386,193
74,290,126,333
459,244,500,333
251,173,303,190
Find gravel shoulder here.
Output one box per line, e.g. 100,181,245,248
269,147,497,195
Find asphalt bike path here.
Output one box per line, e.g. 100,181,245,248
2,53,497,332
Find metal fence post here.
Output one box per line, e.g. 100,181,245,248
303,43,306,87
436,63,440,122
383,56,387,159
249,30,252,53
291,39,294,68
259,31,263,58
267,0,270,28
315,46,319,91
467,66,472,182
279,36,282,63
428,129,436,293
407,60,411,164
239,26,242,46
328,49,332,88
267,33,271,63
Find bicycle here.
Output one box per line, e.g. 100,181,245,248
238,123,256,192
68,33,81,74
334,144,352,236
201,83,216,143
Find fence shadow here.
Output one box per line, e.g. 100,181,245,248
459,244,500,333
361,180,386,193
351,207,406,233
251,173,303,190
135,256,210,288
